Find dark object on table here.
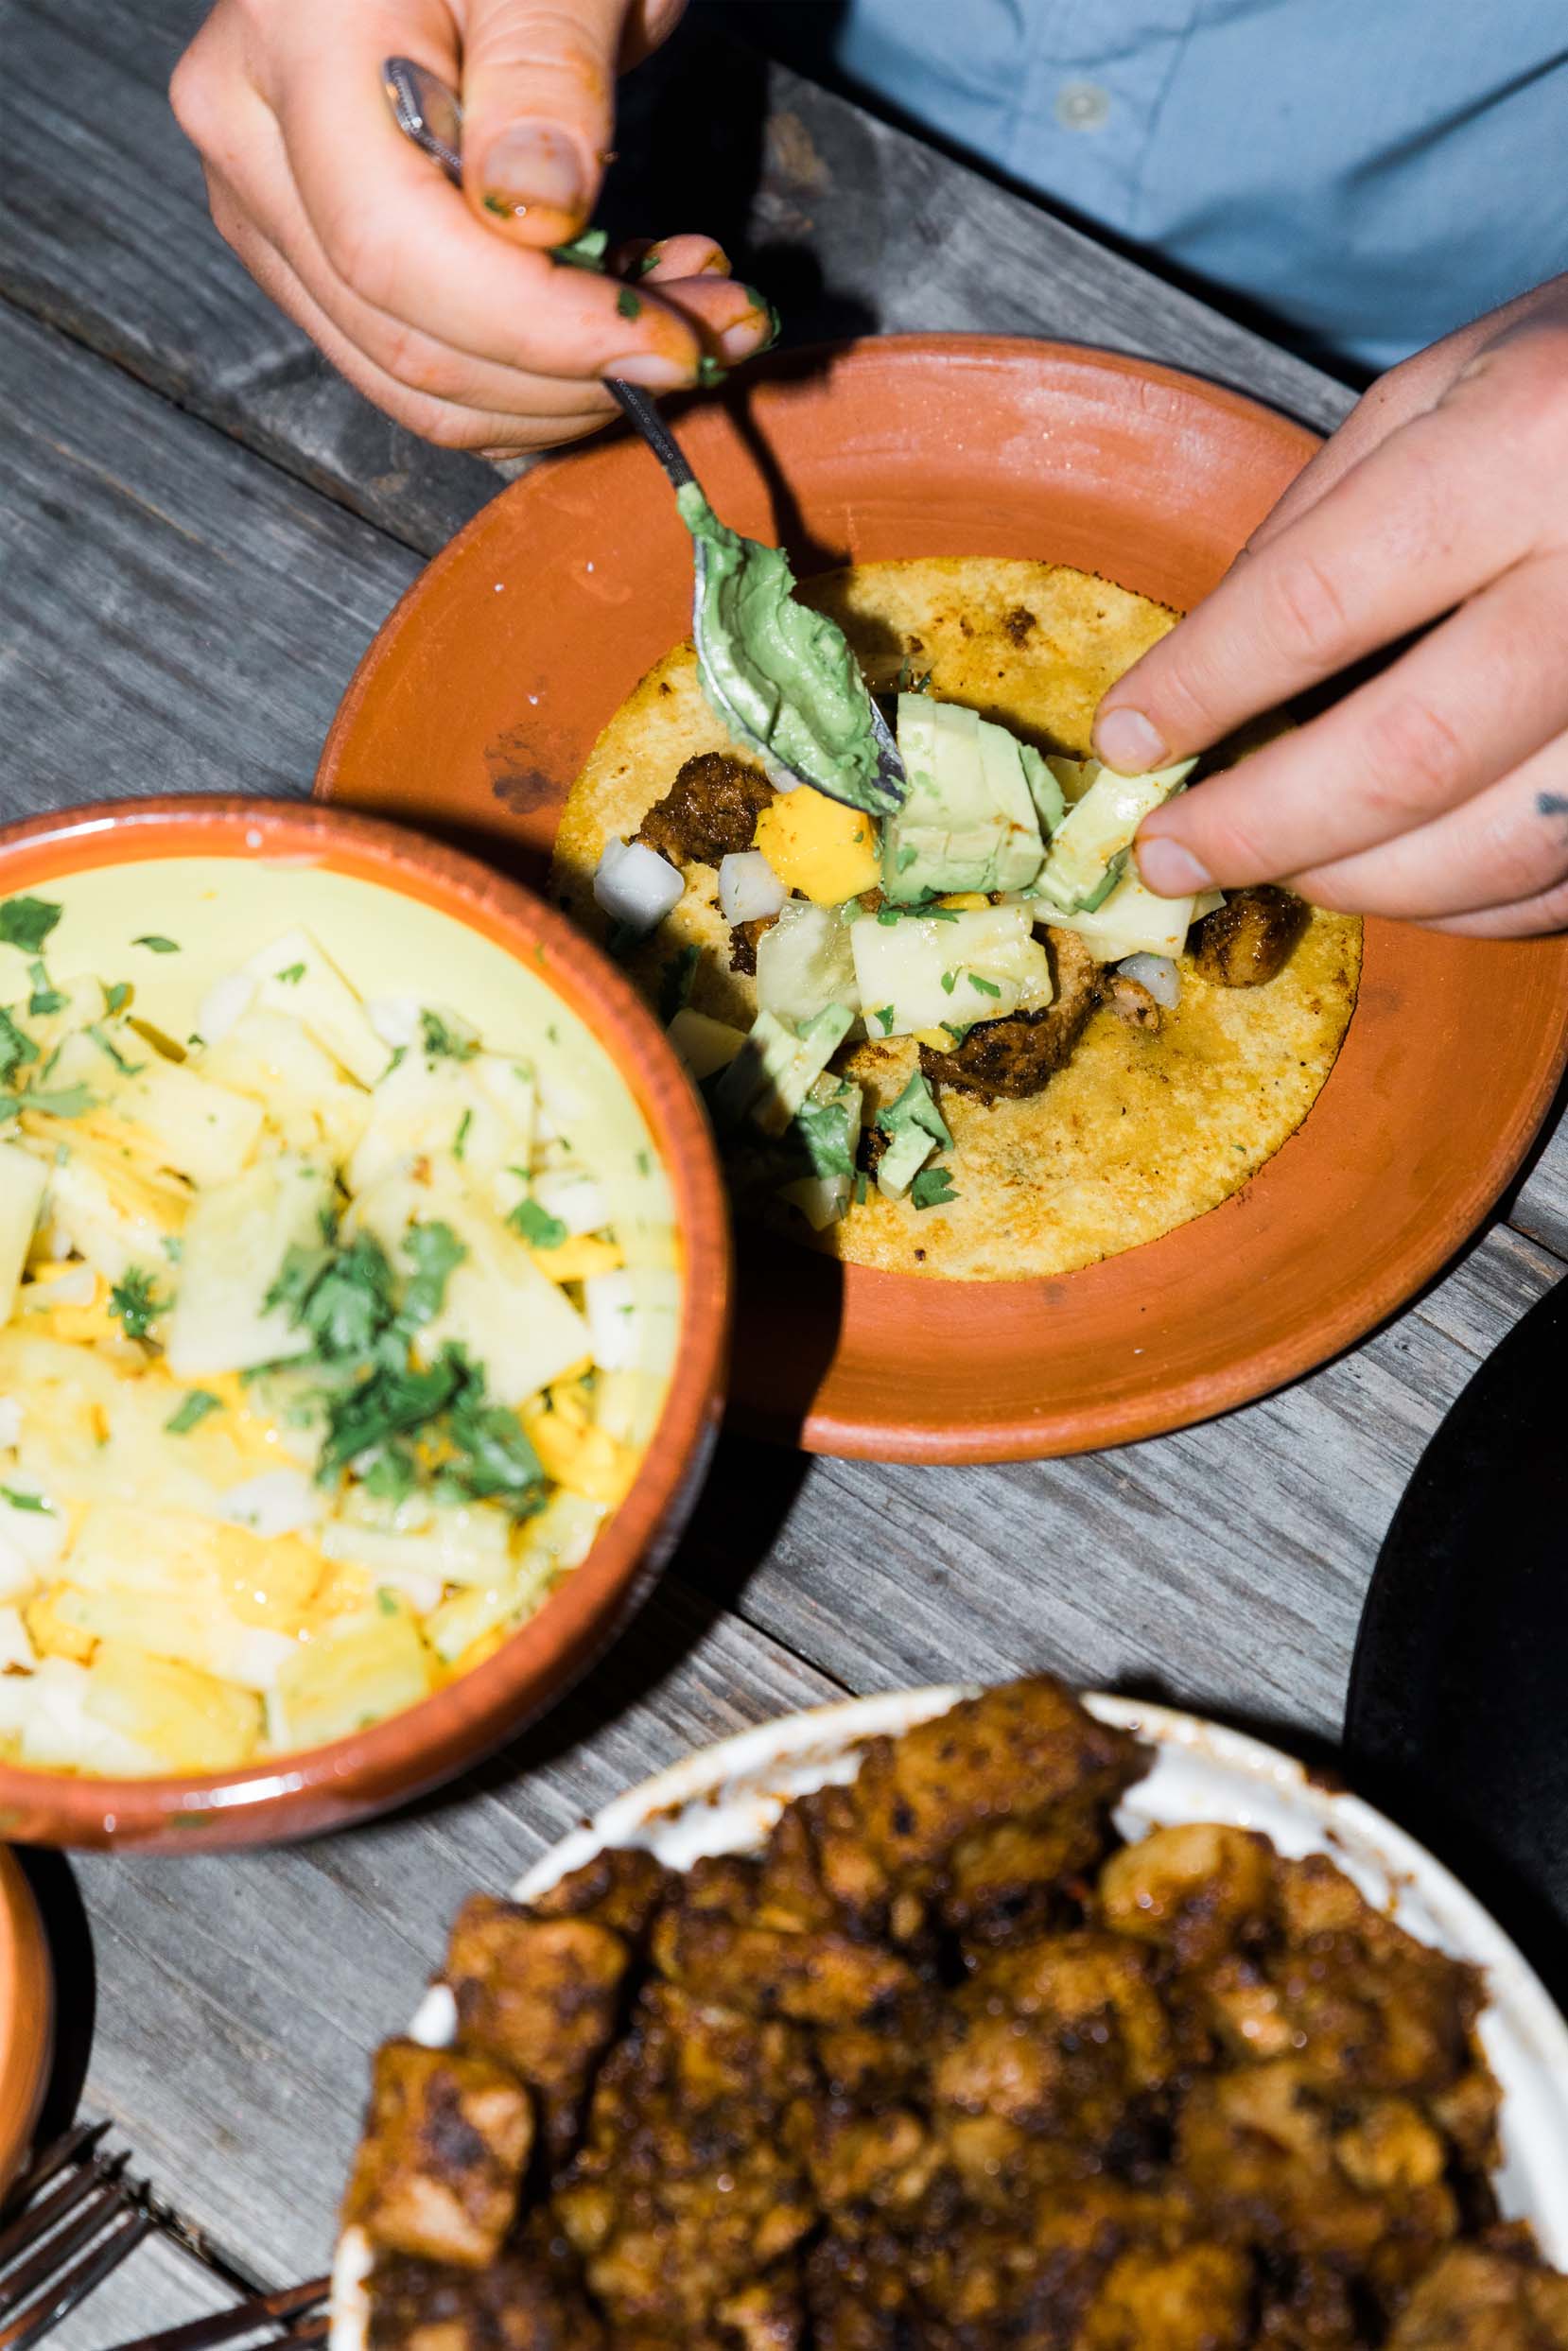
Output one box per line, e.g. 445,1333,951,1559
1346,1276,1568,2007
0,2120,150,2351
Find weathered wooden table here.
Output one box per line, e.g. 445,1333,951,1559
5,3,1565,2335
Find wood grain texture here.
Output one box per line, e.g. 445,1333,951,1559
72,1584,840,2287
0,305,419,816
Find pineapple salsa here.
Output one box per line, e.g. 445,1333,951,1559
0,864,678,1779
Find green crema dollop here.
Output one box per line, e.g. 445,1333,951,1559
677,483,886,811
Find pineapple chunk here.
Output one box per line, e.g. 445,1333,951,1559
514,1489,604,1581
83,1638,262,1773
164,1154,332,1379
345,1049,531,1196
68,1503,322,1628
0,1654,163,1775
24,1584,96,1665
424,1579,524,1667
245,931,390,1087
270,1605,431,1750
319,1499,511,1593
99,1057,264,1188
0,1144,47,1325
39,1138,186,1282
199,1010,372,1162
48,1585,297,1691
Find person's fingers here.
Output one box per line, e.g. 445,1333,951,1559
1287,733,1568,923
1422,868,1568,939
207,173,612,451
616,0,689,69
1094,392,1550,782
615,233,732,281
623,271,777,361
268,8,707,384
1133,551,1568,892
458,0,628,244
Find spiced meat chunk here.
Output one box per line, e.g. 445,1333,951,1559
636,752,774,867
1385,2245,1568,2350
1192,883,1308,985
366,2227,606,2351
728,913,776,976
528,1845,674,1946
917,926,1100,1100
445,1895,631,2156
344,2040,533,2267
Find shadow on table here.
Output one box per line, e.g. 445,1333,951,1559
1106,1670,1568,2015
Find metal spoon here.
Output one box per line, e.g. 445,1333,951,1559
383,57,905,810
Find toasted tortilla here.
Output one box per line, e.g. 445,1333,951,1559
553,557,1361,1282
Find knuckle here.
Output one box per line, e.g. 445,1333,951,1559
1361,691,1469,810
168,47,218,147
1263,549,1352,670
373,319,467,401
316,204,400,310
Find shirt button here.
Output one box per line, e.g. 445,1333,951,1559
1055,79,1111,131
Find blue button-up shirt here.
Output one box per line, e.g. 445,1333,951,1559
826,0,1568,374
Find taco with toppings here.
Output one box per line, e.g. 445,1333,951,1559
551,556,1360,1282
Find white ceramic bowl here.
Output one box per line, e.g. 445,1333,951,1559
333,1688,1568,2349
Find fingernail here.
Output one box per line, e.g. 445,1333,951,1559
1094,706,1167,774
718,313,771,362
1136,837,1212,896
479,122,585,219
608,352,694,390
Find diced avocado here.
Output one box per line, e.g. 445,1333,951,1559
714,1003,855,1138
883,697,1044,900
873,1070,951,1202
1031,758,1196,915
1019,744,1065,834
877,1123,936,1199
849,903,1053,1037
1044,866,1196,961
755,899,861,1023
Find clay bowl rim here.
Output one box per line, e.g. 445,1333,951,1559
0,795,731,1849
0,1854,51,2194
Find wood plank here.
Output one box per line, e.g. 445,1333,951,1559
678,1224,1563,1746
0,305,419,818
4,3,1351,564
73,1584,842,2288
1507,1102,1568,1263
53,2222,238,2351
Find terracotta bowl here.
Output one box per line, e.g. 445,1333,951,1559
0,797,729,1849
0,1855,50,2194
317,336,1568,1460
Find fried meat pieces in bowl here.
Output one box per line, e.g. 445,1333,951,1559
340,1679,1568,2350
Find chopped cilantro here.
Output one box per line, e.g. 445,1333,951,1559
166,1389,222,1436
275,961,305,985
793,1093,857,1180
939,970,956,996
103,981,130,1016
895,656,933,695
0,1010,39,1087
108,1266,164,1342
161,1234,183,1263
0,898,61,953
911,1165,958,1210
132,935,180,953
876,898,958,925
0,1487,51,1514
876,1070,952,1152
0,1082,95,1123
854,1170,869,1206
376,1587,400,1618
942,1022,973,1046
657,943,701,1023
89,1023,144,1074
636,1149,652,1176
967,972,1002,999
361,1446,417,1507
634,250,661,279
509,1194,568,1250
452,1107,474,1161
266,1233,395,1362
897,845,919,872
27,963,66,1017
550,227,609,270
616,287,642,320
419,1009,478,1061
400,1222,465,1332
695,356,729,388
873,1005,896,1035
438,1368,547,1510
481,192,513,218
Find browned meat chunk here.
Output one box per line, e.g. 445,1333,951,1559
1386,2245,1568,2349
636,753,774,867
344,2041,533,2268
940,1807,1108,1947
445,1896,631,2156
714,2273,806,2349
651,1904,923,2029
1078,2242,1253,2351
366,2225,605,2351
528,1846,674,1944
1192,884,1308,984
1101,970,1163,1031
917,926,1101,1099
1099,1821,1275,1969
728,913,776,976
851,1673,1146,1877
933,1932,1175,2143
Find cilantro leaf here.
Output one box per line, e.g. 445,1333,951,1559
911,1164,958,1210
508,1195,568,1250
616,287,642,321
318,1353,464,1476
441,1367,547,1513
275,962,305,984
109,1265,165,1342
0,1010,39,1087
550,227,609,270
452,1106,473,1160
939,970,956,996
132,935,180,953
103,981,130,1016
89,1022,144,1074
0,899,61,953
657,943,701,1024
967,971,1002,998
399,1221,465,1332
419,1009,478,1060
876,897,958,925
872,1005,896,1035
27,963,66,1017
0,1486,50,1513
876,1070,953,1152
793,1092,857,1180
0,1083,96,1123
166,1389,222,1436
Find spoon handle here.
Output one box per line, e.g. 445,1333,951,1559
606,381,695,493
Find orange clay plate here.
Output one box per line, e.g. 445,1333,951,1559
317,337,1568,1462
0,1855,50,2195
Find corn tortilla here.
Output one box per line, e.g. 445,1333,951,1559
553,558,1360,1282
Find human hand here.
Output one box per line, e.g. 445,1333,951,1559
1094,277,1568,935
171,0,775,457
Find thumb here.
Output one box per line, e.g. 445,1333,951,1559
461,0,629,247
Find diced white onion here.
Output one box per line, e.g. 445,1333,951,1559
585,1269,639,1370
367,996,422,1050
0,1401,23,1450
592,837,684,936
532,1171,610,1236
27,1264,95,1309
195,971,257,1048
718,850,787,925
409,1983,459,2048
219,1469,324,1540
1116,953,1181,1008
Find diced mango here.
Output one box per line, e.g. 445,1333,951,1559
270,1607,432,1750
522,1408,638,1508
83,1638,262,1773
529,1235,624,1284
753,787,881,905
937,893,991,911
